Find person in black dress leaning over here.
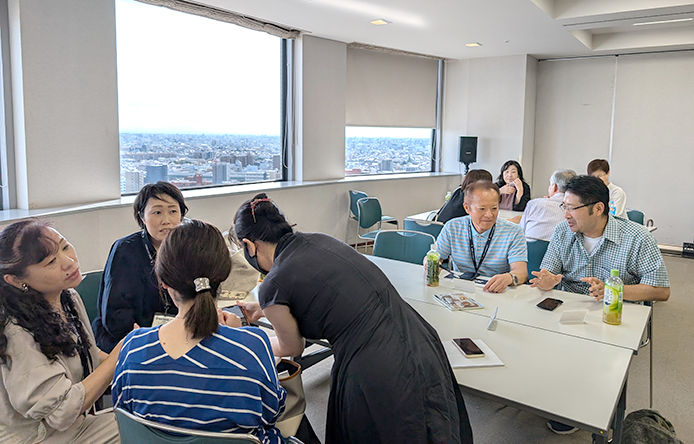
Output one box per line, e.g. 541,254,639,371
235,193,473,444
92,182,187,352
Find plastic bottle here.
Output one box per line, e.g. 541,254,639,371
426,244,440,287
609,200,616,216
603,269,623,325
445,191,452,202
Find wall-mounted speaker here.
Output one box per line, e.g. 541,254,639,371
459,136,478,164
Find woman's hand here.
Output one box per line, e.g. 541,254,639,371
499,184,515,195
513,178,524,195
236,301,264,323
217,309,243,328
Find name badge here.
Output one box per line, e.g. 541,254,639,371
151,313,175,327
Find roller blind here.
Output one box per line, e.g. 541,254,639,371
346,47,438,128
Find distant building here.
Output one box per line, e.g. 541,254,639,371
124,171,145,193
213,163,231,184
345,168,362,176
273,154,281,170
380,159,393,171
146,164,168,183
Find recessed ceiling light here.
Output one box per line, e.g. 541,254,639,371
633,17,693,26
465,42,482,47
370,19,391,26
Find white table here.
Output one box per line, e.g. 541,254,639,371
367,255,650,351
407,209,523,222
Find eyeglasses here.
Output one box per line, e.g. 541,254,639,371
560,201,599,213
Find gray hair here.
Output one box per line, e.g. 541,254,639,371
550,169,577,193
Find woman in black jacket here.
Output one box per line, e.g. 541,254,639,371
495,160,531,211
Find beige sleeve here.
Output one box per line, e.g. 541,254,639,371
2,323,86,432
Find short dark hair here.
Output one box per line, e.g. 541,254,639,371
565,175,609,216
464,180,501,204
496,160,526,185
461,169,493,193
155,220,231,340
587,159,610,175
133,181,188,229
232,193,294,245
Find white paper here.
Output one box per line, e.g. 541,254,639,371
559,309,588,325
444,339,504,369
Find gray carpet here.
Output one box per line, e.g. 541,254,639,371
300,255,694,443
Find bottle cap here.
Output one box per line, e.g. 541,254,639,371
430,244,436,250
611,269,619,277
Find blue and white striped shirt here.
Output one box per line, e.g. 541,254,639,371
436,216,528,276
112,325,286,444
540,215,670,295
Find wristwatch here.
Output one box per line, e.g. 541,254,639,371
509,272,518,286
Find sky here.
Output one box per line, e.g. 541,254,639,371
116,0,281,135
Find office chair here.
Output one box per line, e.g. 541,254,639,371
373,230,437,265
75,270,103,324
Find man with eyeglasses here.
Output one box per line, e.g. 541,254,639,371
530,175,669,302
530,175,669,436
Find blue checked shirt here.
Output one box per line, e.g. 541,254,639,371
540,216,670,295
436,216,527,276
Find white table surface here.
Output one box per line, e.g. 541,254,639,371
367,255,651,351
407,209,523,222
407,298,633,434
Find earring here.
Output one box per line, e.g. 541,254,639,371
21,283,28,292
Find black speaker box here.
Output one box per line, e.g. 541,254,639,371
459,136,477,164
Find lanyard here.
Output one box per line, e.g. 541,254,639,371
468,222,496,276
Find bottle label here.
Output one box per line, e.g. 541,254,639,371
603,284,623,324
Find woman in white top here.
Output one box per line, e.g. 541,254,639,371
0,219,121,444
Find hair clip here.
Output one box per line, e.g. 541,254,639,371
250,198,271,223
194,277,211,293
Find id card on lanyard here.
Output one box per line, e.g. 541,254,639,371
468,222,496,278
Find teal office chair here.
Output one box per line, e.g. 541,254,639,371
349,190,397,249
526,239,549,277
373,230,436,265
116,408,298,444
404,218,444,240
627,209,645,225
75,270,103,324
355,197,389,252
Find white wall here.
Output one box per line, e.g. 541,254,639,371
8,0,120,209
442,55,538,183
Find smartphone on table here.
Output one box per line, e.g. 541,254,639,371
452,338,485,358
222,305,249,326
536,297,563,311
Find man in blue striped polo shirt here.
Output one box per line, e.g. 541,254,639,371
436,180,528,293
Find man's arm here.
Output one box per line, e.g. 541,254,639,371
483,261,528,293
581,277,670,302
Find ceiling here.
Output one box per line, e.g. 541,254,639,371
194,0,694,60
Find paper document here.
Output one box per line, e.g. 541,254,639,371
444,340,504,369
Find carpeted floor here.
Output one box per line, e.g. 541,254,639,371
299,255,694,443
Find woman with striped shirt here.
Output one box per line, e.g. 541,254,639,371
112,220,286,444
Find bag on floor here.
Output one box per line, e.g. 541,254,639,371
276,359,306,438
622,409,683,444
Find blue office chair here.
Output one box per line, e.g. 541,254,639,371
404,218,444,240
349,190,397,246
627,209,645,225
116,408,299,444
355,197,389,252
75,270,103,324
373,230,437,265
526,239,549,277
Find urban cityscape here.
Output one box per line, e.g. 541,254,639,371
120,132,433,193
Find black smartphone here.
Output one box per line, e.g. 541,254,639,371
536,297,563,311
222,305,248,326
452,338,485,358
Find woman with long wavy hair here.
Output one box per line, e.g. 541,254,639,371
0,219,120,443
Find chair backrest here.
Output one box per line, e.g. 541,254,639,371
75,270,103,324
526,239,549,277
627,209,645,225
356,197,383,229
404,219,444,239
348,190,367,219
373,230,437,265
115,408,262,444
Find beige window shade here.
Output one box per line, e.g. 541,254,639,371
136,0,300,39
346,47,438,128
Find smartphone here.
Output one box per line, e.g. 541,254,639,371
536,297,563,311
222,305,248,326
452,338,485,358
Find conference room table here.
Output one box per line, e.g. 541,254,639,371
366,255,649,443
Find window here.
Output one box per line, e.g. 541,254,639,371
345,127,434,175
116,0,285,193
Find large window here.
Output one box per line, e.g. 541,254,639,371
116,0,284,193
345,127,433,175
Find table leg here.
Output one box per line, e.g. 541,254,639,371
611,378,627,443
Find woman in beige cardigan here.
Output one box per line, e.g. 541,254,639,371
0,219,121,443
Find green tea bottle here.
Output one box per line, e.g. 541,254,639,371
426,244,440,287
603,269,623,325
